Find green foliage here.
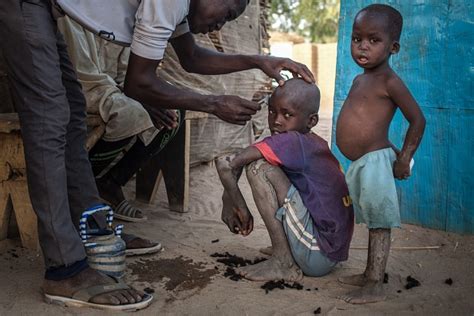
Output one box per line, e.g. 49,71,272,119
270,0,340,43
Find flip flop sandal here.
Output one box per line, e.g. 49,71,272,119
122,233,163,256
44,277,153,311
114,200,148,222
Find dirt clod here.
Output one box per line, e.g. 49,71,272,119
261,280,304,294
211,252,267,267
144,287,155,294
405,275,421,289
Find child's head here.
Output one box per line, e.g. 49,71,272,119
351,4,403,69
268,78,320,135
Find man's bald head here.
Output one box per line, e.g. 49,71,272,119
271,78,320,115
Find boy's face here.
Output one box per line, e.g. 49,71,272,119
267,94,317,135
351,12,399,69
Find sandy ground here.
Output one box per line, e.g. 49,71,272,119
1,116,473,315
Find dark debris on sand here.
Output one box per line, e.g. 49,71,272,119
211,239,220,243
314,307,322,314
210,252,267,268
383,273,389,283
445,278,453,285
405,275,421,289
261,279,304,294
223,267,244,281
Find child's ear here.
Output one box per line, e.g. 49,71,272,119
391,41,400,54
308,113,319,129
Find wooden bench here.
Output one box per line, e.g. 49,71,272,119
0,111,204,249
0,113,104,250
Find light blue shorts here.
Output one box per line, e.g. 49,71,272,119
345,148,401,229
276,185,337,277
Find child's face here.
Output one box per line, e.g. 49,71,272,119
351,13,399,69
267,94,315,135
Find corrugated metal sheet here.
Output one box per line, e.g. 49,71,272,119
332,0,473,233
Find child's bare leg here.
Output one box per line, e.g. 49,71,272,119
237,160,302,281
340,228,391,304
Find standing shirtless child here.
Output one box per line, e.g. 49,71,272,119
217,79,354,281
336,4,426,304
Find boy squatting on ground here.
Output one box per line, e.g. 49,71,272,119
216,79,354,281
335,4,426,304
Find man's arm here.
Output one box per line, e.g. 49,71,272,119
387,75,426,180
170,33,315,86
124,52,260,125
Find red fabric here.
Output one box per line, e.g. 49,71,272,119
253,142,282,166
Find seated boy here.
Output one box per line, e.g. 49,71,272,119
335,4,426,304
217,79,354,281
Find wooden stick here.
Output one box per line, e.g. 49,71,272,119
350,246,442,250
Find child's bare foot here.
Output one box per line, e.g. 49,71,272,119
338,273,367,286
237,257,302,282
339,280,386,304
259,246,273,256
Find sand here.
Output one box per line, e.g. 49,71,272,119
1,115,473,315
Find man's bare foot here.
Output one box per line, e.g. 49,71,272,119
259,246,273,256
338,273,367,287
43,267,144,305
237,257,302,282
339,280,386,304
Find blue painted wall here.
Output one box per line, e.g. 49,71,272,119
332,0,473,233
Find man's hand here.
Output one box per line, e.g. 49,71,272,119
144,105,179,130
211,95,261,125
257,56,315,86
393,156,411,180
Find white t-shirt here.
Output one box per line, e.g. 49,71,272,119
55,0,190,60
131,0,190,60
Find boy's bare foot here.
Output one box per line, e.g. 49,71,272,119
259,246,273,256
339,280,386,304
237,257,302,282
43,267,144,305
338,273,367,287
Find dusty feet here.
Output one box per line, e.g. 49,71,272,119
43,267,144,305
339,280,386,304
338,273,367,286
237,257,302,282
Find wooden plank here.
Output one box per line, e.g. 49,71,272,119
161,120,188,213
8,181,39,250
0,113,20,133
0,184,10,241
0,133,26,182
135,158,163,204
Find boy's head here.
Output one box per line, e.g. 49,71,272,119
351,4,403,69
268,79,320,135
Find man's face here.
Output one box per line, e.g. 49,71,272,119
188,0,248,34
350,12,397,69
267,94,312,135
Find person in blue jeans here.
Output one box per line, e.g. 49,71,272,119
217,79,354,281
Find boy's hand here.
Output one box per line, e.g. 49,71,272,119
393,156,411,180
221,204,254,236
